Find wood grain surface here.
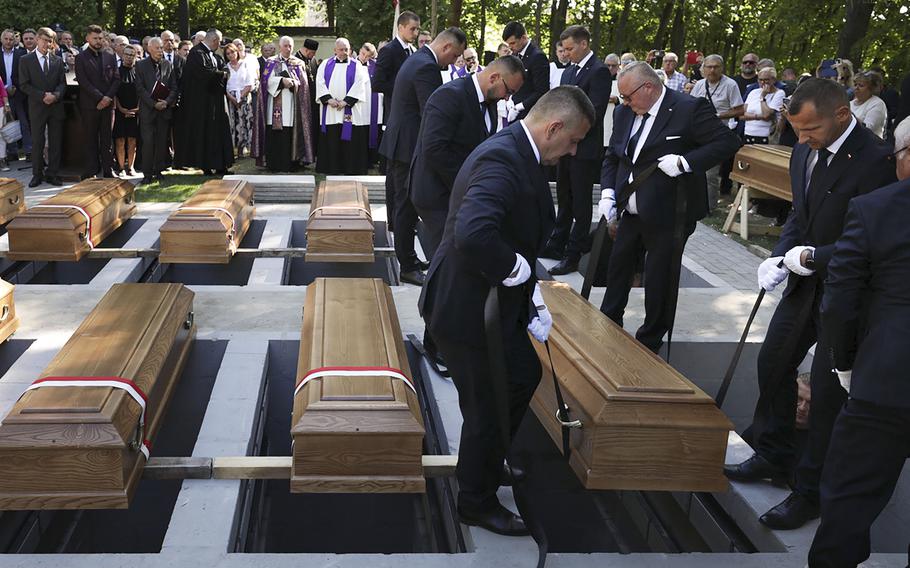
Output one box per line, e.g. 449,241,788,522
730,144,793,201
0,177,26,225
306,181,374,263
0,278,19,344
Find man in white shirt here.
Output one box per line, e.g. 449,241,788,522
690,54,744,194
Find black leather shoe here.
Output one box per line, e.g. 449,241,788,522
539,243,564,260
549,257,579,276
46,176,63,186
400,270,426,286
24,153,31,162
139,177,154,185
458,504,529,536
759,492,819,530
201,169,213,176
28,176,42,188
216,169,233,176
499,463,527,486
416,259,430,271
724,454,789,485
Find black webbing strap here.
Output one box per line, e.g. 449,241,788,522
544,340,577,462
484,287,548,568
663,171,690,364
715,286,766,408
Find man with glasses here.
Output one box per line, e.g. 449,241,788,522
735,52,760,96
545,25,612,275
690,54,743,196
462,48,482,74
662,52,687,92
598,62,739,353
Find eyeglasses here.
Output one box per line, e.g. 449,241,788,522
618,81,647,101
501,76,517,97
743,60,758,65
895,144,909,158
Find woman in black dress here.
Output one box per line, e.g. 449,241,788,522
113,44,140,176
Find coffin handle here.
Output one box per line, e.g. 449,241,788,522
184,311,195,329
736,160,750,171
125,194,134,205
556,407,583,429
0,305,8,322
8,195,20,205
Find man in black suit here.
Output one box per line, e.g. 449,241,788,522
598,61,740,351
378,27,466,286
18,27,66,187
724,79,896,530
372,11,421,232
420,86,594,536
410,55,525,259
135,37,178,184
806,118,910,568
1,28,30,161
546,25,613,275
75,24,120,179
501,21,549,121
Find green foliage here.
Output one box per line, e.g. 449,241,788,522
0,0,102,38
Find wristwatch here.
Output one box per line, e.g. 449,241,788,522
804,249,815,270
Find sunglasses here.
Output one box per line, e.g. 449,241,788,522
501,76,517,96
618,81,647,101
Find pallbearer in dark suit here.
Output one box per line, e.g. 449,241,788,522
808,121,910,568
501,21,549,121
410,55,526,259
724,79,896,530
373,11,421,228
598,62,740,352
419,87,595,536
546,25,613,275
18,27,66,187
135,37,178,184
378,27,466,286
75,24,120,180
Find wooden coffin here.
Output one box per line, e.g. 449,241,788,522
6,179,136,261
730,144,793,201
0,283,196,509
0,279,19,344
0,178,26,225
530,281,733,493
159,179,256,263
292,277,425,493
306,181,374,263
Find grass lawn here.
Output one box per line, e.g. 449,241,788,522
701,189,783,254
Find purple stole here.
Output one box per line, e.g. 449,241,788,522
367,59,379,149
322,58,357,141
448,64,467,81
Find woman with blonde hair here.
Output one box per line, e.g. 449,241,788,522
224,42,256,158
113,44,140,176
851,70,887,138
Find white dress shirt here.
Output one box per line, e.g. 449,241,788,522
519,120,541,164
472,73,491,133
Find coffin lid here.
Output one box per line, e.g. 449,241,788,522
0,177,23,198
160,179,254,234
308,181,373,230
8,179,134,231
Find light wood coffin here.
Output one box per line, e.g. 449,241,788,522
159,179,256,263
0,283,196,510
0,178,26,225
0,278,19,344
530,281,733,493
306,180,374,263
292,277,425,493
6,179,137,261
730,144,793,201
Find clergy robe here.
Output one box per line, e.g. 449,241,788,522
252,55,314,172
174,43,233,171
440,64,467,84
314,56,370,175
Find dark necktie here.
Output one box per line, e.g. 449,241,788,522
166,53,172,63
42,55,48,74
626,113,650,161
807,148,831,197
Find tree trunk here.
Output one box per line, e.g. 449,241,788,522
479,0,486,50
114,0,127,32
534,0,544,47
837,0,874,62
97,0,104,18
448,0,463,28
591,0,603,57
326,0,335,29
612,0,632,53
548,0,569,58
669,0,685,55
652,0,675,49
177,0,189,40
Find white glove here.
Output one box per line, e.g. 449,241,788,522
502,253,531,287
506,102,522,123
527,283,552,342
597,188,617,222
657,154,685,178
757,256,789,291
784,245,816,276
835,369,852,392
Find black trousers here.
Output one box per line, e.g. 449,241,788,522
600,213,693,352
388,159,420,272
549,155,598,260
381,157,395,231
413,205,447,262
81,106,114,178
434,328,541,514
808,398,910,567
140,112,171,178
750,281,847,504
28,108,62,178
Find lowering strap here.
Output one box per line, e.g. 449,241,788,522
295,366,416,397
22,376,152,459
308,205,372,219
544,340,581,462
32,204,95,249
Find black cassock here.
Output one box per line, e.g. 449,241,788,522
175,43,233,171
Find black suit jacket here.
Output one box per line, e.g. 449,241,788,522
0,48,24,100
17,51,66,120
372,39,410,98
378,45,442,164
512,41,549,118
74,48,120,109
602,87,741,228
821,178,910,408
134,57,178,120
410,76,492,212
773,121,896,293
560,54,613,161
419,123,555,346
